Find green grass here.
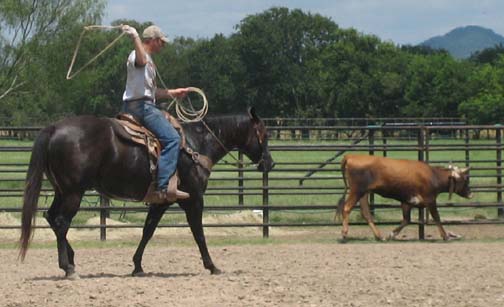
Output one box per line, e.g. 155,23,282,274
1,137,504,227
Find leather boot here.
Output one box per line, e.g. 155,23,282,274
142,183,166,204
166,171,190,201
142,174,190,204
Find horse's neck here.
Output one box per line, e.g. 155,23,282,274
186,117,248,163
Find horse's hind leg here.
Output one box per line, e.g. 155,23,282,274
183,199,221,275
132,204,168,276
45,191,82,279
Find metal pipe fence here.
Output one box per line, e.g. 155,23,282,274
1,124,504,241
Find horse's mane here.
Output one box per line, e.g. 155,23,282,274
182,113,252,131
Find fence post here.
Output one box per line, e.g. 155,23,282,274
417,127,426,240
382,129,387,157
238,152,244,206
496,127,503,217
368,128,375,216
99,195,110,241
262,170,269,238
465,128,470,167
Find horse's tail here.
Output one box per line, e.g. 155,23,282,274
19,126,54,261
335,156,349,221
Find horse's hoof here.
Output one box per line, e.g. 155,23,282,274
132,269,146,277
65,272,80,280
210,267,222,275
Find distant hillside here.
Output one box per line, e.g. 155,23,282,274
420,25,504,59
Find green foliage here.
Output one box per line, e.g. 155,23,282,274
0,0,106,124
1,6,504,123
403,53,473,117
469,44,504,65
458,57,504,124
459,93,504,124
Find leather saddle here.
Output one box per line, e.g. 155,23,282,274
111,111,213,177
112,112,187,173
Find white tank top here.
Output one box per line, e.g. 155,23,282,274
122,50,156,102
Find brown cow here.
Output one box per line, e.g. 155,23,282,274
336,154,472,241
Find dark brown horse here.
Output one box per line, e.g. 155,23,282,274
19,107,274,279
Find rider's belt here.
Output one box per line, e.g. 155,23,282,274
123,96,154,103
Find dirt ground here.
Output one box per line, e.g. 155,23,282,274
1,211,504,306
1,241,504,307
1,238,504,305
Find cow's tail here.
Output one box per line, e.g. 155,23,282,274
335,156,349,221
19,126,54,261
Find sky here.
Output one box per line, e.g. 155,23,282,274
104,0,504,45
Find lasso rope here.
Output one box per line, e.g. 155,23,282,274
66,25,209,123
173,87,209,122
65,26,249,166
66,25,125,80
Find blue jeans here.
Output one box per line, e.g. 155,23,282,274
122,101,180,190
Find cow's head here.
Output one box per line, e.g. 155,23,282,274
448,165,473,199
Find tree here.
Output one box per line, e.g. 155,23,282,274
0,0,105,101
403,53,472,117
459,58,504,124
469,44,504,65
0,0,106,125
233,7,340,117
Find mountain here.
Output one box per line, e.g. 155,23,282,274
420,25,504,59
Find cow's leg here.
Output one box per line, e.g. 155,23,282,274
45,191,82,279
388,203,412,240
341,191,361,240
182,198,221,274
427,203,450,240
132,204,169,276
358,194,384,240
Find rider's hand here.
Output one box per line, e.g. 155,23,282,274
122,25,139,38
169,88,189,98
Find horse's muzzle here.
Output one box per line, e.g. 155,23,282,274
258,158,275,173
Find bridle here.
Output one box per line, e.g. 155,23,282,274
201,119,267,169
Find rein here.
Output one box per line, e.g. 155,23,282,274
201,119,244,167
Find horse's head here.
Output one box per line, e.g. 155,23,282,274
242,107,275,172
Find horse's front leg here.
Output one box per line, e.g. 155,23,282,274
182,198,221,275
132,204,169,276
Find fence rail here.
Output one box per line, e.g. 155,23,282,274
1,123,504,241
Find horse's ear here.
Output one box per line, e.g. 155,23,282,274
247,106,259,123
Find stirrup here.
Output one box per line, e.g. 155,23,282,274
167,171,190,200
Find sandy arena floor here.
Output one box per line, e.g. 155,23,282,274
1,240,504,306
1,211,504,306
